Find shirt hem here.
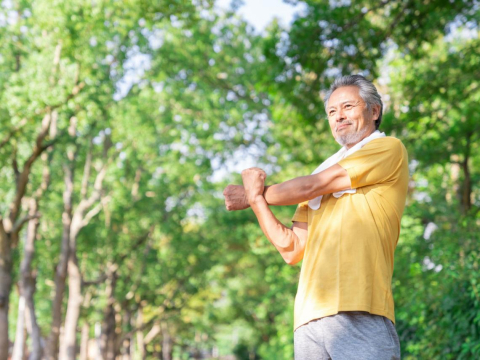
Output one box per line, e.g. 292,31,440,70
294,306,395,332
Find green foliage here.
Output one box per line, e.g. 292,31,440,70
1,0,479,359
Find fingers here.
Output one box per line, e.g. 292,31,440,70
242,167,266,175
223,169,265,212
241,167,267,181
223,185,232,197
223,185,234,211
223,184,249,211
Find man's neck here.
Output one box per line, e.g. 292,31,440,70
345,128,377,150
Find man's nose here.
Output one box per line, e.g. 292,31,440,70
335,108,346,121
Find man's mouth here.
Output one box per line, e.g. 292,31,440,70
336,123,351,131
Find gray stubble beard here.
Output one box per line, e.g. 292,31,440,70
335,124,370,147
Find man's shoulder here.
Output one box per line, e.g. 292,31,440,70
340,135,408,165
369,136,403,146
366,136,406,154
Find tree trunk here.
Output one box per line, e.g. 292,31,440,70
46,164,74,360
101,269,117,360
0,232,12,360
12,197,43,360
119,311,132,360
120,336,131,360
136,309,145,360
161,322,173,360
60,207,88,360
12,285,40,360
58,130,110,360
25,293,42,360
11,294,26,360
59,250,82,360
0,111,53,360
47,123,108,360
79,321,89,360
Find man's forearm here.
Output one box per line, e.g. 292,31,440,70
225,164,350,210
264,164,350,206
263,176,316,206
226,182,314,209
249,195,304,264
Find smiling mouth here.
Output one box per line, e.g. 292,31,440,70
336,124,351,131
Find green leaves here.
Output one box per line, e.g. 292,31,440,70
1,0,479,358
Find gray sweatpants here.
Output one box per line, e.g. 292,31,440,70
294,311,401,360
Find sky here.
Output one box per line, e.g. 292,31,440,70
216,0,306,33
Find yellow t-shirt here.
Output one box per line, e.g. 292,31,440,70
291,136,409,330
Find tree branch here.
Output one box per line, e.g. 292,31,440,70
0,217,8,248
82,274,108,287
12,144,19,181
143,323,161,344
80,145,118,212
80,202,103,228
8,112,52,227
79,165,107,212
11,213,41,237
80,140,93,200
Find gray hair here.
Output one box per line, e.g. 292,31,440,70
324,75,383,130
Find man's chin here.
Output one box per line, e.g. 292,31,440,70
335,129,369,147
335,138,349,147
335,134,354,147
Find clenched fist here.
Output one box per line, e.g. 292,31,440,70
223,185,250,211
241,167,267,204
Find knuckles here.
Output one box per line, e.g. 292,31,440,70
223,185,236,196
241,168,267,178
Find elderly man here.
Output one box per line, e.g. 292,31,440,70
224,75,408,359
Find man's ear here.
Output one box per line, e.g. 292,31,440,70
372,104,381,121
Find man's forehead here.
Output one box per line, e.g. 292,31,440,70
327,86,362,108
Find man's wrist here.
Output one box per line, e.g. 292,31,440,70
262,185,270,195
243,190,251,208
262,185,270,205
248,194,266,206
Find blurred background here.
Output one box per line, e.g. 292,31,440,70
0,0,479,359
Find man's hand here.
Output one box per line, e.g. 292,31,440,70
241,167,267,204
223,185,250,211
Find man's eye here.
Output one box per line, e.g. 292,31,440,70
329,111,335,116
345,104,352,109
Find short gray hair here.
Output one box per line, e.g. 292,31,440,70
324,75,383,130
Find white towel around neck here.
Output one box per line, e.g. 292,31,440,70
307,130,386,210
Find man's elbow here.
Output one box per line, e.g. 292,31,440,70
285,259,300,266
283,253,301,266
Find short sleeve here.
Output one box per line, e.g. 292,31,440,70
292,201,309,223
337,138,407,189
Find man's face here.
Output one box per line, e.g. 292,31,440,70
326,86,379,148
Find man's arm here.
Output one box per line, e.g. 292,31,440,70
263,164,351,206
241,168,308,265
250,196,308,265
224,164,351,210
